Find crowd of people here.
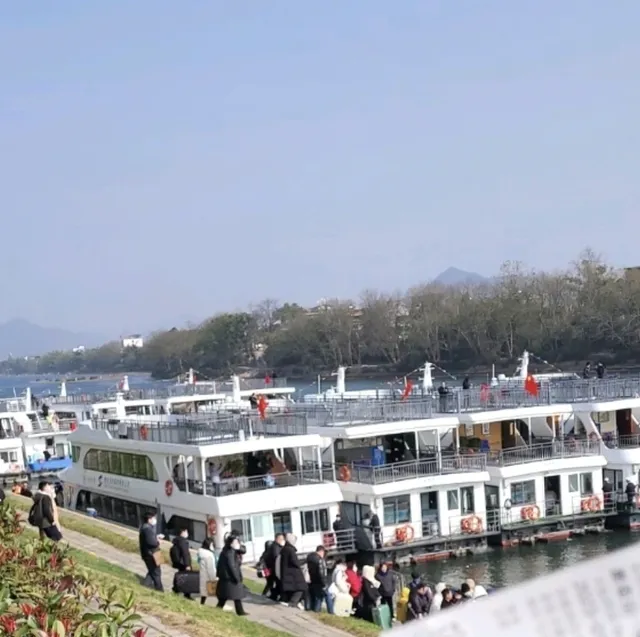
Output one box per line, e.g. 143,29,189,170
137,513,491,625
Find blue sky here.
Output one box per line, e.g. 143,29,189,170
1,1,639,335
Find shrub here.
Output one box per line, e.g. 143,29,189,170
0,500,146,636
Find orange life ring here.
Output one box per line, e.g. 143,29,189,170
520,506,531,521
465,515,482,533
461,517,470,532
164,479,174,497
581,498,592,512
395,526,407,542
207,517,217,537
528,505,540,520
140,425,149,441
338,465,352,482
403,525,415,542
589,496,601,512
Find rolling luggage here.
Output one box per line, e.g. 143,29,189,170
173,570,200,595
373,603,392,630
333,592,353,617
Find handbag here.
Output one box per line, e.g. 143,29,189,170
206,580,217,596
152,551,164,567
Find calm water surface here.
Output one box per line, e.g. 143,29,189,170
2,373,637,588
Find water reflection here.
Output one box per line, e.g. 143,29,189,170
409,533,640,588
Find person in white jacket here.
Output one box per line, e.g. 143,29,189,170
329,559,351,596
431,582,447,612
197,537,217,605
465,578,488,599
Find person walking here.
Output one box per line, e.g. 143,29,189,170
279,533,307,608
197,537,217,605
170,528,193,598
30,481,62,542
375,563,396,619
307,545,334,614
139,511,164,592
216,535,247,616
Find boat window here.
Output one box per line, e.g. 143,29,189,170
83,449,159,481
272,511,292,535
447,490,459,511
510,480,536,506
230,518,253,541
460,486,475,514
580,472,594,495
300,509,330,534
166,515,207,544
382,495,411,526
568,474,579,493
76,489,151,529
71,446,81,463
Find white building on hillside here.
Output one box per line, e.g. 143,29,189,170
122,335,144,349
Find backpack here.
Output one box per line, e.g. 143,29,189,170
170,542,183,569
28,499,43,527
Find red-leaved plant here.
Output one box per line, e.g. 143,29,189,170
0,500,146,636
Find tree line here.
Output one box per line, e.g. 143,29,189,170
3,251,640,380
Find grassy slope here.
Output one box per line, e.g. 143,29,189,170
10,494,379,636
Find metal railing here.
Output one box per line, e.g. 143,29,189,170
175,466,324,496
94,413,309,445
320,528,358,554
0,398,29,413
485,439,601,466
334,454,486,485
603,433,640,449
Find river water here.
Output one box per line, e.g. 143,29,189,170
3,372,639,588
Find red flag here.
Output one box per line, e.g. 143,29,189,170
265,374,272,385
401,380,414,401
480,384,490,402
257,395,268,420
524,374,539,397
118,380,124,390
192,373,197,384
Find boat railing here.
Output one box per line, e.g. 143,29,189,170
334,454,487,485
0,398,29,413
485,439,601,466
93,413,309,445
500,490,614,528
302,399,434,425
320,527,358,554
603,433,640,449
175,464,325,496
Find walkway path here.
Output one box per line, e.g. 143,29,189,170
58,525,350,637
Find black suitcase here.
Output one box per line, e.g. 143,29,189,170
173,571,200,595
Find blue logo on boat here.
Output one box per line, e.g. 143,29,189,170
97,475,103,488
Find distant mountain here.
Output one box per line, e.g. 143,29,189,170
0,319,104,359
433,267,489,286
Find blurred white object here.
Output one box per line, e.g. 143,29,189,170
390,540,640,636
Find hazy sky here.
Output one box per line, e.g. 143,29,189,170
2,2,639,336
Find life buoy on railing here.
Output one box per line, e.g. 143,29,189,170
589,496,602,512
322,532,336,549
463,515,483,533
528,505,541,520
140,425,149,441
207,517,217,537
461,517,470,532
395,526,407,542
520,506,531,521
581,498,592,512
403,524,415,542
164,479,174,497
338,465,352,482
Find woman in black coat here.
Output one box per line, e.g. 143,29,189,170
279,534,307,607
216,536,247,616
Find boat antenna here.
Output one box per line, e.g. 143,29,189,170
528,351,567,375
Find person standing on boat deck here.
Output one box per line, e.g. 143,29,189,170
603,477,614,508
139,511,164,592
583,362,592,379
596,361,606,379
625,479,637,509
216,535,247,615
364,512,382,549
437,382,449,412
461,377,471,408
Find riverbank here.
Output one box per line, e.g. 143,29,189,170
8,494,378,637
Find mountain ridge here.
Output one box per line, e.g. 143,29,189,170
0,318,104,359
433,266,488,286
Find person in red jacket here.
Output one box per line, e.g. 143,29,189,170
345,561,363,612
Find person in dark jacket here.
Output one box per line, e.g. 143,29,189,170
32,482,62,542
307,546,334,614
358,565,381,623
596,361,606,379
368,512,382,549
139,511,164,592
440,588,455,609
375,563,396,619
171,528,192,598
407,582,431,620
279,533,307,608
216,535,247,616
264,533,284,600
